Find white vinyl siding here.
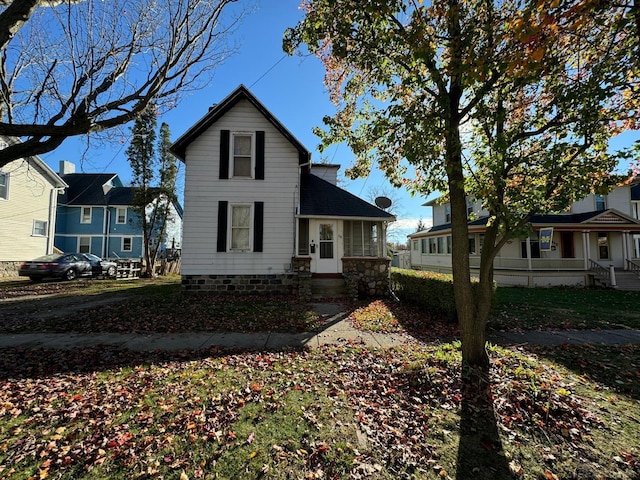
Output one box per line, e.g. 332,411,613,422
180,98,299,275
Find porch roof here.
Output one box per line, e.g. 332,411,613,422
300,173,395,221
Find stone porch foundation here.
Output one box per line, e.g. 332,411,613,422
181,256,390,300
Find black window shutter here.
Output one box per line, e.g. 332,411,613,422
255,131,265,180
219,130,230,179
253,201,264,252
217,201,228,252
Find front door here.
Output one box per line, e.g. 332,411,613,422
316,221,338,273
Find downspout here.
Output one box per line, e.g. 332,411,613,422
48,187,64,254
103,206,110,258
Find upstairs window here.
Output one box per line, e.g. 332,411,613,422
0,172,7,200
232,133,253,178
116,207,127,224
595,194,606,211
445,204,451,223
81,207,92,224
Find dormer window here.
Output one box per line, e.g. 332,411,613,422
595,194,606,211
232,133,253,178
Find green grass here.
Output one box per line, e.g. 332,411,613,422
1,344,638,479
490,286,640,331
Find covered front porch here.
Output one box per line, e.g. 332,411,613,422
293,218,392,298
409,209,640,289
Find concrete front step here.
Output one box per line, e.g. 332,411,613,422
310,277,346,298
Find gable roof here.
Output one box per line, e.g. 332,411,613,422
59,173,120,205
170,85,311,165
300,173,395,220
0,136,67,189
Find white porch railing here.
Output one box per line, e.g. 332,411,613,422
627,259,640,278
468,256,586,270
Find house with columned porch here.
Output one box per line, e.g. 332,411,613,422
408,181,640,289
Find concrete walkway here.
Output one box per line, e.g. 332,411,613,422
0,303,638,351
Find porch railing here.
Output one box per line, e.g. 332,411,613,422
589,259,611,287
468,256,586,270
627,259,640,278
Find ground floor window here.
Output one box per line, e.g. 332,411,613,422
230,204,252,251
79,236,91,253
32,220,47,237
469,235,476,255
521,236,541,258
122,237,132,252
298,218,309,255
344,220,380,256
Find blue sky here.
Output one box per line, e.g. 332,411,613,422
39,0,639,244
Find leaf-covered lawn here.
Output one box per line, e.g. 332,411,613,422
1,344,638,479
348,299,459,342
490,287,640,331
0,289,321,334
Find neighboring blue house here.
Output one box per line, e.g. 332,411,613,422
54,161,183,259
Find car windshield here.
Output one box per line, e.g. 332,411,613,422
31,254,64,262
83,253,101,261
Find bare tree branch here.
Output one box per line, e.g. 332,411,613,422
0,0,247,167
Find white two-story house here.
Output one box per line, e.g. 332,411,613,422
409,181,640,288
170,85,395,298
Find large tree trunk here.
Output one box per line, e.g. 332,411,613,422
445,0,489,371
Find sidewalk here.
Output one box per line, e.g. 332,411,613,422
0,303,639,351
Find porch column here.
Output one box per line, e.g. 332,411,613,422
582,231,589,269
622,231,629,269
526,237,532,271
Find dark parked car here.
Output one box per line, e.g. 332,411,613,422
19,253,118,282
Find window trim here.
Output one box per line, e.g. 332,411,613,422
230,132,255,179
0,171,8,200
116,207,127,224
32,220,47,237
122,236,133,252
80,206,92,224
78,236,91,253
228,203,253,251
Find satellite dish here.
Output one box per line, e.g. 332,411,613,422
375,196,392,209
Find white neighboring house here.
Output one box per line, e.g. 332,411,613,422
0,137,67,276
408,181,640,289
170,85,395,298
